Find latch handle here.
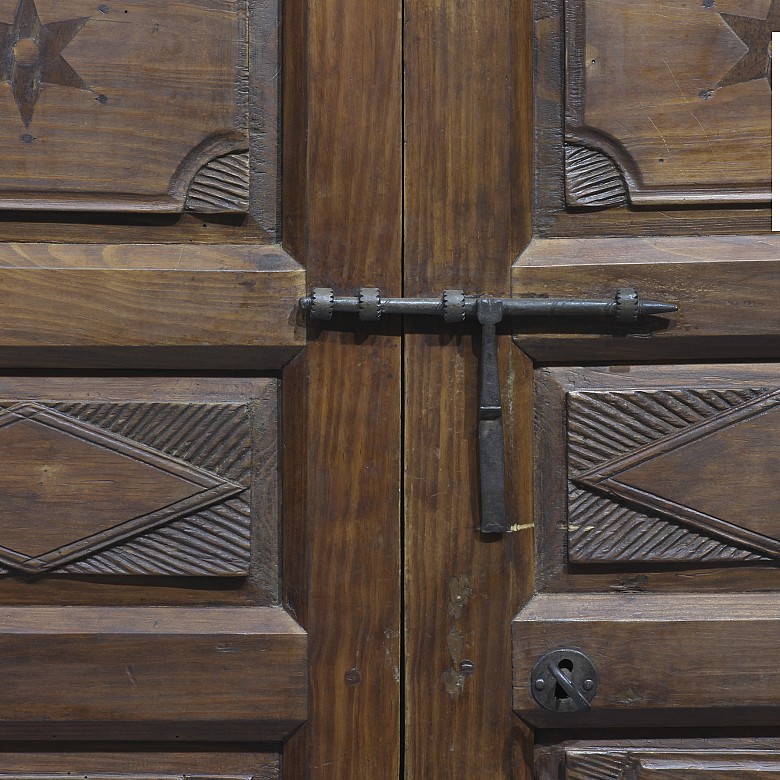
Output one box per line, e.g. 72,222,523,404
300,287,677,533
476,297,507,533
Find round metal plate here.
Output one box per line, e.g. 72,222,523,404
530,648,598,712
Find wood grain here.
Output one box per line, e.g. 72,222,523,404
574,390,780,558
537,739,780,780
533,0,772,235
565,0,771,204
0,376,280,606
0,243,304,366
568,750,780,778
514,592,780,727
0,606,306,740
0,750,279,778
567,388,769,564
281,0,403,771
0,393,276,578
403,0,533,772
0,0,254,213
535,364,780,594
513,235,780,362
0,402,245,573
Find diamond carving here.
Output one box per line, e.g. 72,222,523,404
0,402,243,573
574,390,780,558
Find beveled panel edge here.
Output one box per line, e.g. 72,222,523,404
533,0,772,236
534,364,780,594
0,605,307,741
0,751,279,777
0,242,301,270
0,243,305,363
516,234,780,267
0,0,267,219
513,592,780,728
536,738,780,780
563,0,770,208
511,235,780,362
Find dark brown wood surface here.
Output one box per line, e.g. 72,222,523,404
570,752,780,779
534,363,780,593
514,593,780,727
0,606,305,740
0,749,279,778
567,386,774,566
0,385,277,577
513,235,780,362
537,739,780,780
573,390,780,558
281,0,402,772
0,0,282,216
515,0,780,768
403,0,534,773
565,0,771,205
0,376,279,606
0,244,303,366
533,0,771,236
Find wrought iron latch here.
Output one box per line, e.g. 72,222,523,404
299,287,677,533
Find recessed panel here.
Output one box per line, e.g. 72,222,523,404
0,0,278,215
0,377,279,578
536,740,780,780
532,364,780,593
564,0,771,205
567,387,780,564
0,751,279,778
514,592,780,727
0,608,306,738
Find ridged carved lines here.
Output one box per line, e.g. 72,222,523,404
567,388,771,564
0,401,253,576
185,151,250,214
564,144,627,208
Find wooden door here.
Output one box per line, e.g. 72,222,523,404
0,0,313,775
292,0,780,772
3,0,775,776
509,0,780,775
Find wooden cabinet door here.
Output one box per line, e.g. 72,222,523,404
0,0,408,775
0,0,315,775
507,0,779,774
6,0,777,775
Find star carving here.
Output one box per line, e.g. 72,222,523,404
0,0,91,126
717,0,778,89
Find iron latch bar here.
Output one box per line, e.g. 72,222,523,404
299,287,677,533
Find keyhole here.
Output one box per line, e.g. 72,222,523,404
553,658,574,700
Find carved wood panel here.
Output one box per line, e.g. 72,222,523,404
530,365,780,588
535,742,780,779
0,381,278,577
0,752,279,779
567,750,780,778
0,0,277,216
564,0,772,206
567,387,777,564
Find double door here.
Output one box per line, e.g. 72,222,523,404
0,0,775,776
